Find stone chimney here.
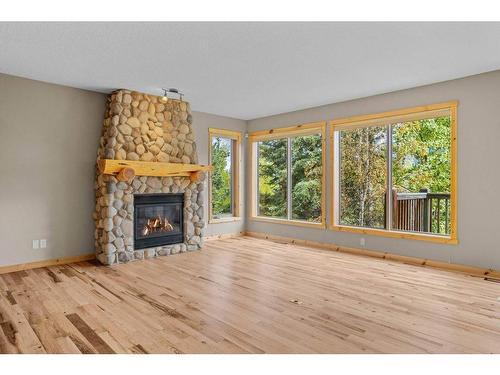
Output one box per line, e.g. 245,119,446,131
93,90,205,265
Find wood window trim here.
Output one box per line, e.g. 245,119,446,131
248,121,327,228
328,101,458,244
208,128,242,224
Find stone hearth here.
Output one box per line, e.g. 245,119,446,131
93,90,205,265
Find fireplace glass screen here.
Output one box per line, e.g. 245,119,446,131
134,193,184,249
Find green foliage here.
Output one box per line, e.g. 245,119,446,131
291,135,322,222
258,139,287,218
339,116,451,232
258,135,322,222
254,116,451,230
339,126,387,228
392,117,451,235
392,117,451,193
211,137,232,217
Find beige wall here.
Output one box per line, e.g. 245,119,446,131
0,74,246,267
247,70,500,270
0,73,106,266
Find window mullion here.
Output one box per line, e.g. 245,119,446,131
256,143,260,217
386,125,393,230
334,131,341,226
230,139,234,216
287,137,292,221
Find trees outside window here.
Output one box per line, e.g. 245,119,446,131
249,104,456,242
253,123,326,226
257,139,287,218
291,134,322,222
392,117,452,234
209,129,241,223
211,137,233,218
339,126,387,228
332,102,457,242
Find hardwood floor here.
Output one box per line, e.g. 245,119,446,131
0,236,499,353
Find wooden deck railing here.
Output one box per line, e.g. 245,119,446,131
391,189,451,235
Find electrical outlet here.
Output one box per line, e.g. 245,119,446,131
32,240,40,249
40,239,47,248
360,237,366,247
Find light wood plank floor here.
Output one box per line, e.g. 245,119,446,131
1,236,499,353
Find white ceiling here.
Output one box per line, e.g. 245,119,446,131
2,22,500,120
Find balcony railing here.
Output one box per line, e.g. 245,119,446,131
391,189,451,235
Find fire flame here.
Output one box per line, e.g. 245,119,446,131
142,215,174,236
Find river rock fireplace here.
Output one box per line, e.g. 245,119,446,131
93,89,206,265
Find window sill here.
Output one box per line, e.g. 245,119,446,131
209,217,242,224
329,224,458,244
250,216,326,229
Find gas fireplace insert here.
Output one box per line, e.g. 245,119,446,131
133,193,184,249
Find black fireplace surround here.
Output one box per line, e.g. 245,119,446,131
134,193,184,250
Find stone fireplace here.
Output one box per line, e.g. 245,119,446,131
93,90,205,265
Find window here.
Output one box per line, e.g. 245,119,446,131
331,102,457,243
250,122,326,228
208,128,241,223
338,125,387,229
257,139,287,219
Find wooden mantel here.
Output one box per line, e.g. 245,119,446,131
98,159,212,183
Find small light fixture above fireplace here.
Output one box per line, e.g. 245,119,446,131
161,88,184,103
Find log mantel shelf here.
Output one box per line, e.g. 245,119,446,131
98,159,212,183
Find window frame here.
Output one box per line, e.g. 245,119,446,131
208,128,242,224
249,121,327,229
329,101,458,244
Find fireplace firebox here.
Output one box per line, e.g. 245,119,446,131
134,193,184,250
